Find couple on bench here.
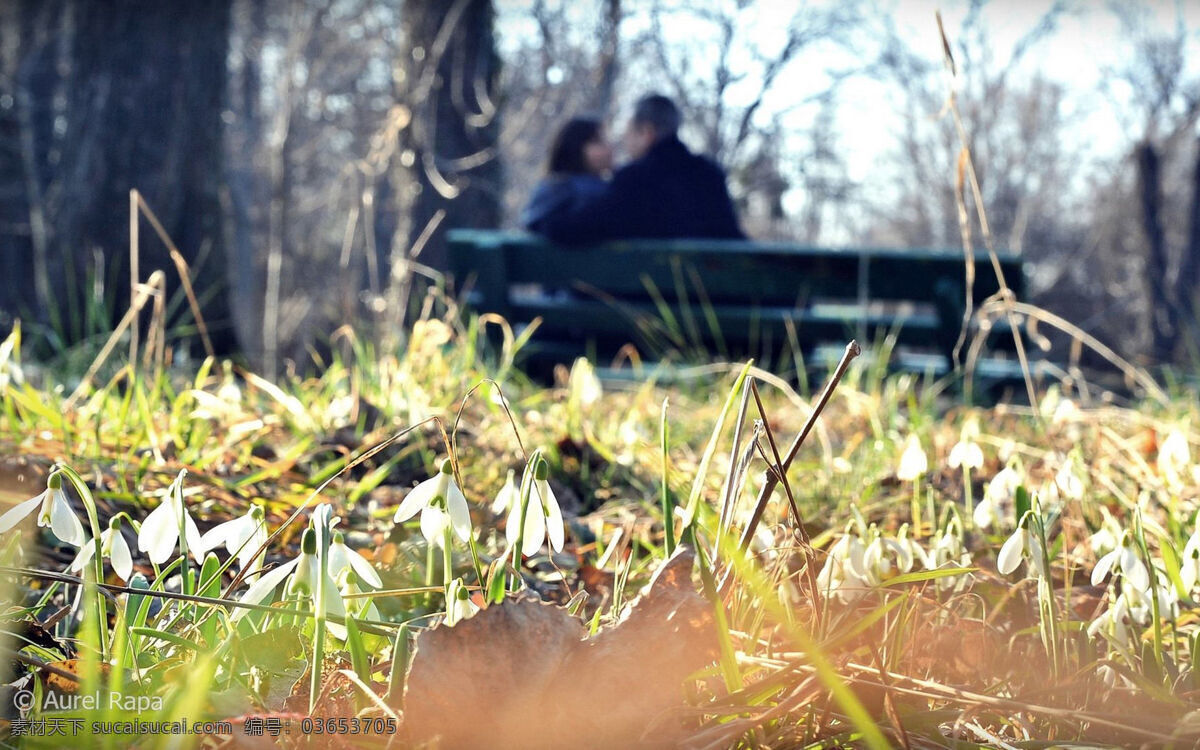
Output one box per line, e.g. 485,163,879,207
522,94,744,244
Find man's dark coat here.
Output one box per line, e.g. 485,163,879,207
542,135,744,244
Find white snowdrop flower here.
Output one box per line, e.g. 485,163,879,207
137,471,204,565
327,530,382,589
896,434,928,482
997,512,1047,579
948,418,984,470
0,472,85,547
393,459,471,548
817,530,871,602
284,528,347,639
1053,458,1085,501
339,569,380,622
568,358,602,407
71,516,134,582
491,469,518,514
1087,595,1133,649
974,465,1023,529
860,526,920,585
444,577,479,626
1091,531,1150,592
926,521,972,590
1124,574,1177,621
0,327,23,389
895,525,927,571
324,394,357,425
1158,429,1192,489
506,458,564,556
1095,663,1134,689
1087,509,1122,559
1180,518,1200,593
750,525,782,563
927,525,967,569
200,504,268,576
948,438,984,471
998,439,1018,463
237,528,347,639
216,377,242,406
1051,398,1079,426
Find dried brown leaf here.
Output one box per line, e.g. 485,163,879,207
401,546,717,749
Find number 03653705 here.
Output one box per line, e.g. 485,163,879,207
300,717,397,735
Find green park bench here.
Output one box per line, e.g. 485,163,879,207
447,229,1034,384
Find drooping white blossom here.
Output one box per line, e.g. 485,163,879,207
948,420,985,470
393,459,472,547
200,504,268,575
506,459,564,556
0,472,85,547
1091,532,1150,592
973,465,1023,529
71,516,134,581
997,513,1047,579
237,527,347,639
896,434,928,481
444,577,479,626
1181,519,1200,594
328,530,382,589
137,471,204,565
1158,429,1192,489
491,470,518,514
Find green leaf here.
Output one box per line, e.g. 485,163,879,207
881,567,975,587
239,626,306,673
345,616,371,684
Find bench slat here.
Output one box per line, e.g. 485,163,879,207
447,230,1031,379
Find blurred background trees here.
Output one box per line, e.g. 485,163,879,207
1,0,1198,374
1,0,235,356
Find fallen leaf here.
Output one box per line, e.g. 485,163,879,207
42,659,108,694
401,545,717,748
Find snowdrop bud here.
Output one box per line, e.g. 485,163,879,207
569,358,602,406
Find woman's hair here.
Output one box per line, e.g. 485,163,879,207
547,117,602,175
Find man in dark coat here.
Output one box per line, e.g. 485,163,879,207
542,94,744,244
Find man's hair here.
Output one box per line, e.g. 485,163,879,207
632,94,680,138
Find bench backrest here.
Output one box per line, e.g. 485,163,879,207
447,229,1027,369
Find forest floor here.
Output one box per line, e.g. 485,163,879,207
0,312,1198,749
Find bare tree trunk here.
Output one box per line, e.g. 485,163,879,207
1177,137,1200,353
5,0,236,355
224,0,267,360
0,0,69,336
387,0,501,332
1137,142,1176,363
590,0,621,116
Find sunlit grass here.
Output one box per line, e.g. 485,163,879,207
0,305,1198,747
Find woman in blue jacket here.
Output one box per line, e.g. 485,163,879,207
522,118,612,233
